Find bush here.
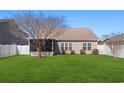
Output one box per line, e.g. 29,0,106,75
61,50,66,55
80,49,86,55
71,50,75,55
92,49,99,55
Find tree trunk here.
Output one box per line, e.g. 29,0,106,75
37,48,42,58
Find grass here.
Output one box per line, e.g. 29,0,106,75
0,55,124,83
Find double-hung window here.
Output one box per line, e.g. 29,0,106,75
61,43,64,51
83,43,92,51
65,43,68,51
83,43,87,51
88,43,91,50
69,43,72,51
61,42,72,51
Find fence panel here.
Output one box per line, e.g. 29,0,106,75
0,45,29,58
97,45,124,58
97,45,105,54
17,45,29,55
0,45,17,58
0,45,9,57
9,45,17,56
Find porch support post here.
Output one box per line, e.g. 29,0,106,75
28,37,30,55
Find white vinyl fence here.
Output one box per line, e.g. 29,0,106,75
97,44,124,58
0,45,17,58
17,45,29,55
1,44,124,58
0,45,29,58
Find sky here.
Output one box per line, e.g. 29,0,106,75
0,10,124,39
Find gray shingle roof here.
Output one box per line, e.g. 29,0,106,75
0,19,28,45
56,28,98,41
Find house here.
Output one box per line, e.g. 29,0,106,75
30,28,98,55
0,19,28,45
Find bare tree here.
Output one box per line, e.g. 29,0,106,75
106,33,124,58
12,11,67,57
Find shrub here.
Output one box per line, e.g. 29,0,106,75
92,49,99,55
71,50,75,55
61,50,66,55
80,49,86,55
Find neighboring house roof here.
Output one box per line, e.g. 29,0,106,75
0,19,10,22
106,35,124,44
98,40,104,45
98,39,109,45
0,19,28,45
56,28,98,41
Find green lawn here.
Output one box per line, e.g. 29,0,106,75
0,55,124,83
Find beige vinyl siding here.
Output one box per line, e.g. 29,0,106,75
57,41,97,54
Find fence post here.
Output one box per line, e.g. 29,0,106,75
9,45,10,56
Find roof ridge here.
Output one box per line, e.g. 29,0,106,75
64,28,91,29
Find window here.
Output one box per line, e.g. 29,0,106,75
83,43,92,51
83,43,87,51
88,43,91,50
61,43,64,51
69,43,72,51
61,42,72,51
65,43,68,51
